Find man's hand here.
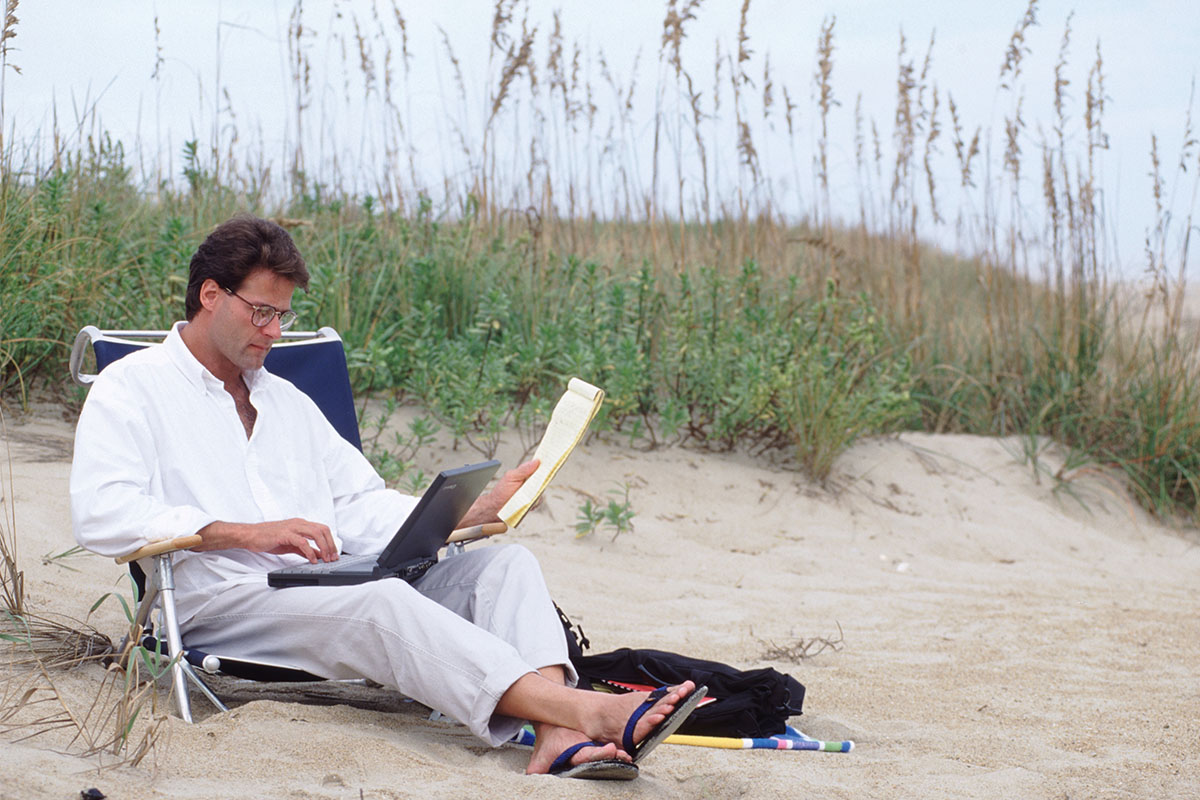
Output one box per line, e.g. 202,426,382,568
457,459,540,528
193,518,339,563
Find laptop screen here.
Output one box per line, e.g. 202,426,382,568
376,460,500,568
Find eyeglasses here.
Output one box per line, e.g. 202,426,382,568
222,287,298,331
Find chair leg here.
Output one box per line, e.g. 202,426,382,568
154,555,194,723
180,661,229,713
120,556,230,720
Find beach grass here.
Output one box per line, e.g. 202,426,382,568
0,0,1196,524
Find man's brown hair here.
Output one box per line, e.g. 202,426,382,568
185,215,309,320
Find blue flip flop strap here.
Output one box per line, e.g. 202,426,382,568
549,741,605,775
621,686,670,755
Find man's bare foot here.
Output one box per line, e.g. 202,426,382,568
525,723,628,776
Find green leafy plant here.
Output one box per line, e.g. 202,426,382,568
575,483,636,541
361,398,441,492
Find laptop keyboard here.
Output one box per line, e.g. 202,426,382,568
290,553,377,574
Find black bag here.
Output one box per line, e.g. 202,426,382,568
573,648,806,738
555,605,806,738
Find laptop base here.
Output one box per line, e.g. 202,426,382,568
267,555,438,588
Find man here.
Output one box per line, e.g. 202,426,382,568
70,215,702,779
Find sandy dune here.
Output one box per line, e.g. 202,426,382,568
1,403,1198,799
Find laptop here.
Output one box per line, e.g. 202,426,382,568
267,460,500,588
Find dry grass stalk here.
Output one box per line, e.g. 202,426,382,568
1166,87,1198,338
0,582,163,763
352,16,375,98
725,0,757,262
783,84,796,138
999,0,1038,90
2,611,111,671
1143,134,1172,337
687,67,710,224
0,0,20,154
286,1,313,186
435,25,473,207
735,0,752,77
815,16,835,231
1,409,23,614
0,1,16,59
853,92,869,230
948,95,980,190
923,84,942,226
889,31,922,322
1003,96,1026,186
761,53,773,121
736,120,760,188
658,0,707,262
891,31,915,222
1,631,163,766
1052,12,1072,141
759,623,845,663
151,15,164,81
1043,16,1073,323
1079,43,1107,296
546,11,565,99
490,0,516,52
388,1,410,70
1,413,166,765
0,665,81,745
661,0,703,79
1042,144,1062,294
483,8,536,214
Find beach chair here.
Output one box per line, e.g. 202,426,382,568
69,325,506,722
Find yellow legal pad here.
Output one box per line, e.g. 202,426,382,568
498,378,605,528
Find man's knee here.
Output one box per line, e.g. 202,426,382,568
482,542,545,580
453,541,538,570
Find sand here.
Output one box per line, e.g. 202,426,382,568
2,402,1198,800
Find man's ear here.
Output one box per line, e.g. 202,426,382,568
197,279,224,313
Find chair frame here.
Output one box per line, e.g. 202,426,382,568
71,326,506,722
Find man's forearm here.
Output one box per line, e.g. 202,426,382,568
192,520,250,551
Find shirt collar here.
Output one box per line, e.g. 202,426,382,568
164,321,272,393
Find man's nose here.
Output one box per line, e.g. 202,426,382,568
262,314,284,339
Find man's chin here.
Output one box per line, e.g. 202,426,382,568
241,348,270,369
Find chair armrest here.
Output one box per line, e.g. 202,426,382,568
69,326,102,386
446,522,508,545
115,535,204,564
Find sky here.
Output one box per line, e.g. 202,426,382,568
3,0,1199,273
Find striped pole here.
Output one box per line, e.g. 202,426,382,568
665,733,853,752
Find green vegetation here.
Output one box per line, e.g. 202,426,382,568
576,482,637,541
0,0,1197,526
0,182,918,483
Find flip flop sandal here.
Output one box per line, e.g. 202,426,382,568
622,684,709,764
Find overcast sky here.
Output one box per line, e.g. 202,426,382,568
4,1,1199,271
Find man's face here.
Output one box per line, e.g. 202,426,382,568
207,268,296,376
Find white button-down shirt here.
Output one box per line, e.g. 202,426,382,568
70,322,418,622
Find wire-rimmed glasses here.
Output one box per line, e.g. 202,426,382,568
223,287,298,331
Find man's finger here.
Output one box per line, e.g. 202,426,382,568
312,524,337,561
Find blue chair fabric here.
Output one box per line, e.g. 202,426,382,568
85,328,362,451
